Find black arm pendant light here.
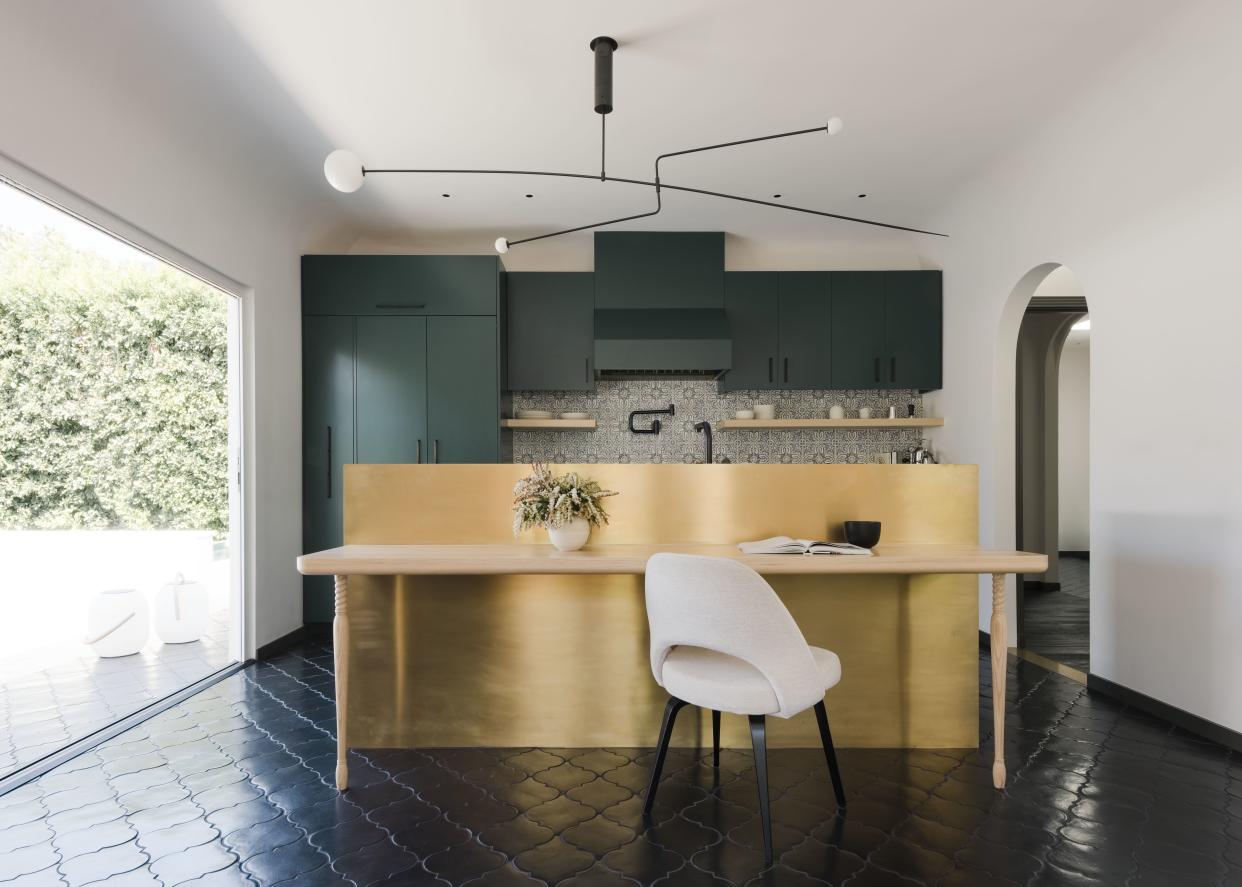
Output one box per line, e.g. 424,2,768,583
322,36,948,249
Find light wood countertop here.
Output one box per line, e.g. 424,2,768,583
298,542,1048,577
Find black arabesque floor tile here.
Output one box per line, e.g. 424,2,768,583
0,639,1237,886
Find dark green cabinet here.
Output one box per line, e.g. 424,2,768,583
830,272,886,388
507,272,594,390
301,315,356,623
721,273,779,390
830,270,941,391
301,255,500,316
356,316,428,463
302,254,503,621
777,273,832,389
594,232,724,309
884,271,942,390
428,316,500,463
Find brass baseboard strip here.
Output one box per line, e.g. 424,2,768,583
1013,647,1087,685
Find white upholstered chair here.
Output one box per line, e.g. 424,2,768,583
643,553,846,865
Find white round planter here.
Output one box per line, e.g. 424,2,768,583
547,517,591,551
155,573,209,644
85,588,149,658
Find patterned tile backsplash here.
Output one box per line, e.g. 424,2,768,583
511,380,928,464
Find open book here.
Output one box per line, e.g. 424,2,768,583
737,535,873,556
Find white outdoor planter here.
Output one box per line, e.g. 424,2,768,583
155,573,209,644
85,588,149,657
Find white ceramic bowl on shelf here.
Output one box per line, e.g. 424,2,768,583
734,409,755,420
515,410,554,420
559,412,590,420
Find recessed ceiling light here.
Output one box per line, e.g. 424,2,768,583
773,194,782,199
441,193,451,198
525,194,534,198
858,193,867,198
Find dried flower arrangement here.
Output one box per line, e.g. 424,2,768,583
512,463,617,535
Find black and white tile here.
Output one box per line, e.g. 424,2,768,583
512,382,928,465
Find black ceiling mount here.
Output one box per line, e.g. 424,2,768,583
350,36,948,249
590,36,618,115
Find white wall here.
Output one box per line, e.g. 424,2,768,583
0,3,353,651
922,0,1242,731
1059,327,1090,552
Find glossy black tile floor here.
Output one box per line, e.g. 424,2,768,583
1023,555,1089,672
1,640,1239,887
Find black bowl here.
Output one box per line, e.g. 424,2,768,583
843,521,882,549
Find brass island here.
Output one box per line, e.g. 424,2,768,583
296,464,1047,792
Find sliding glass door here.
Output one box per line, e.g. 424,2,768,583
0,177,242,779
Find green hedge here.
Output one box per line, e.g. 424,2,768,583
0,228,229,532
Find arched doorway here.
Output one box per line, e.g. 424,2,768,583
1002,265,1090,677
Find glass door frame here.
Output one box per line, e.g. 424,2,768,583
0,157,252,665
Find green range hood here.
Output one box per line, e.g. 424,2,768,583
593,308,733,378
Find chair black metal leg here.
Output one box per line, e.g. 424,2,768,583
814,700,847,808
644,697,687,815
711,710,721,768
749,714,773,867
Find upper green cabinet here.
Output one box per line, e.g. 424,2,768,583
721,273,779,390
507,272,594,390
720,272,832,391
830,273,886,388
594,232,723,309
301,255,501,316
884,271,942,390
777,273,832,389
831,271,942,391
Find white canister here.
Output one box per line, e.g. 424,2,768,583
155,573,209,644
828,404,845,420
548,517,591,551
859,407,873,419
754,404,776,420
86,588,149,658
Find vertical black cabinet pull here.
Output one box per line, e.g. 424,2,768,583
433,439,440,464
890,357,897,383
585,357,590,384
416,439,422,464
326,426,332,499
783,357,789,383
768,357,774,384
874,357,880,383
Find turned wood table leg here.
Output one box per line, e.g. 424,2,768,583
334,574,350,791
990,572,1007,789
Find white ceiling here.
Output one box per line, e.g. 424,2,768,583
137,1,1176,253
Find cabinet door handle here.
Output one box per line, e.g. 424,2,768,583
374,302,426,309
416,438,422,464
433,439,440,464
890,356,897,383
874,357,880,383
585,357,590,384
325,426,332,499
768,357,773,384
783,357,789,384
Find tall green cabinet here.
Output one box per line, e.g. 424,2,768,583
301,255,506,622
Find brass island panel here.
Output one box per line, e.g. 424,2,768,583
342,464,980,749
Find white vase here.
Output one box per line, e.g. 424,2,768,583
155,573,209,644
85,588,149,658
547,517,591,551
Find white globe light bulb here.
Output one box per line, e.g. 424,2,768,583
826,117,844,136
494,237,510,254
324,149,364,193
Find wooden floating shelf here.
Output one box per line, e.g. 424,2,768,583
501,419,597,430
718,418,945,430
